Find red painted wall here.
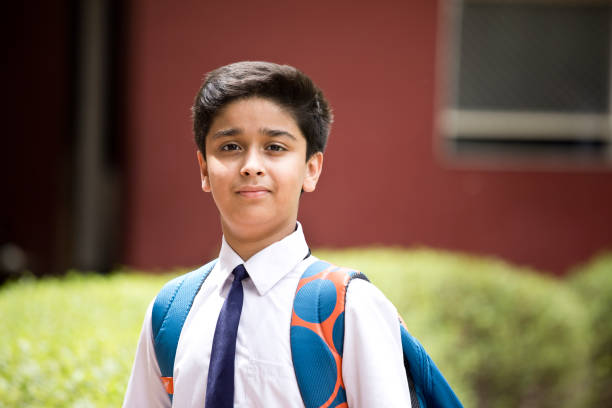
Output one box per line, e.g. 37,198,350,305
123,0,612,274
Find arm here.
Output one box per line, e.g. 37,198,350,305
342,279,412,408
122,300,171,408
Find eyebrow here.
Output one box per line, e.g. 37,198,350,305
211,128,242,139
210,127,297,140
260,127,297,140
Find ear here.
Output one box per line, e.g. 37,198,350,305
302,152,324,192
197,150,211,192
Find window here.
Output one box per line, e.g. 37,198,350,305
440,0,612,166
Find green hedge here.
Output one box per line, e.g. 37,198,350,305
316,248,591,408
568,252,612,407
0,249,609,407
0,272,173,407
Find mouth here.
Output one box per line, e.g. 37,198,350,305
236,186,270,198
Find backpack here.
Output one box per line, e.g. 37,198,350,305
151,258,463,408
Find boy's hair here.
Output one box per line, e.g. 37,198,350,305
192,61,333,160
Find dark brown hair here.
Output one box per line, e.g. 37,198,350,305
192,61,333,160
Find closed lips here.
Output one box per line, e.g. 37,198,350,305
237,187,270,197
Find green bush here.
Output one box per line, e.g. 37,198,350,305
0,249,606,407
315,248,591,408
569,252,612,408
0,271,173,408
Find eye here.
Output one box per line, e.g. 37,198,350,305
267,144,287,152
220,143,241,151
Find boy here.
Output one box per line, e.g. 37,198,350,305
123,61,412,407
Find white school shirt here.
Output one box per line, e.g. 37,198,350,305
123,222,411,407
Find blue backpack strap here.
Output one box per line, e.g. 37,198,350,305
399,324,463,408
151,258,218,399
290,260,358,408
291,260,463,408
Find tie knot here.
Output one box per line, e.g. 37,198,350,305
232,264,248,282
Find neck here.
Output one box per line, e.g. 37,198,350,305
222,219,297,261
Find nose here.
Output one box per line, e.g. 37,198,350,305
240,149,265,177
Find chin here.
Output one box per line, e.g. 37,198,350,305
230,212,276,227
233,213,291,234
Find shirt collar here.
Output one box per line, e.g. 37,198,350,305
217,221,309,296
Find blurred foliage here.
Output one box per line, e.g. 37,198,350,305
0,271,174,407
0,249,610,407
568,251,612,408
316,248,594,408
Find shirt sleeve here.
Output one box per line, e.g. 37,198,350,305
342,279,412,408
122,299,171,408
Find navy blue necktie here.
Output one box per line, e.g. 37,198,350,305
205,264,249,407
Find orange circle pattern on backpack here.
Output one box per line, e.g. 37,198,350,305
290,260,367,408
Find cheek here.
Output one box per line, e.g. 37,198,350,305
208,174,233,204
283,170,307,199
281,158,304,179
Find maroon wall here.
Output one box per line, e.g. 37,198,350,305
123,0,612,274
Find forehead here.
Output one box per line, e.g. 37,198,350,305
207,97,302,136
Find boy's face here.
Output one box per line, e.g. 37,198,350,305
197,97,323,242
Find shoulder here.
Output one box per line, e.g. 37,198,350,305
345,277,400,320
154,259,219,301
297,259,399,319
152,259,219,333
